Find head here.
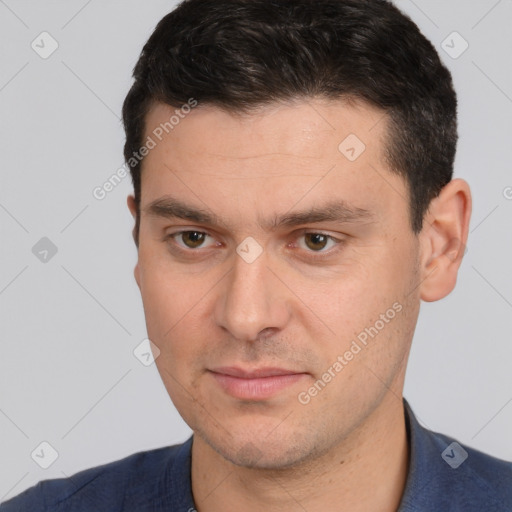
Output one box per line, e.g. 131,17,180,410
124,0,471,469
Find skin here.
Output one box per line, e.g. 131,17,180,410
127,98,471,511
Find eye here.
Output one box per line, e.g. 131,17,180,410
298,233,339,252
171,231,217,249
166,230,342,257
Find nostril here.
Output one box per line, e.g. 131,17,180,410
258,327,275,339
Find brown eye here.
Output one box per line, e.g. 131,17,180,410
304,233,329,251
181,231,206,248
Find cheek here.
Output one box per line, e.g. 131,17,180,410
300,241,415,356
137,255,211,360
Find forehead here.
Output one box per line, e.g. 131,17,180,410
138,98,406,228
143,98,387,167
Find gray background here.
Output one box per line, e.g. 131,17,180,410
1,0,511,501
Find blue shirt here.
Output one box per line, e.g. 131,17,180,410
2,399,511,511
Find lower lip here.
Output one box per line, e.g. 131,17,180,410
210,372,307,400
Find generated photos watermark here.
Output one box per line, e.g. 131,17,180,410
298,301,403,405
92,98,198,201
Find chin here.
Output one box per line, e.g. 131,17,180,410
220,442,308,470
196,423,322,470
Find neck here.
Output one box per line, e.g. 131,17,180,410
191,393,409,512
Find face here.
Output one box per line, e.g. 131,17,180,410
130,98,422,469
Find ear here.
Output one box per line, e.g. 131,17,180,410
127,195,141,288
127,194,137,218
418,178,472,302
127,195,140,245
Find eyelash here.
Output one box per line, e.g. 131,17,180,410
164,229,345,260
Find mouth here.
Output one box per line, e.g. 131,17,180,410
208,366,309,400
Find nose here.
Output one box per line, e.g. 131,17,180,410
214,249,290,342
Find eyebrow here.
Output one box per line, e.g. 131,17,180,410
143,196,376,230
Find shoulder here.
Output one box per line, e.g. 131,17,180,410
0,440,192,512
401,400,512,512
429,428,512,507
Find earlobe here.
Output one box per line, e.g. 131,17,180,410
418,179,472,302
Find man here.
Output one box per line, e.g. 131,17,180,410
2,0,511,510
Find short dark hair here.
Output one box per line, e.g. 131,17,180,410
123,0,457,242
